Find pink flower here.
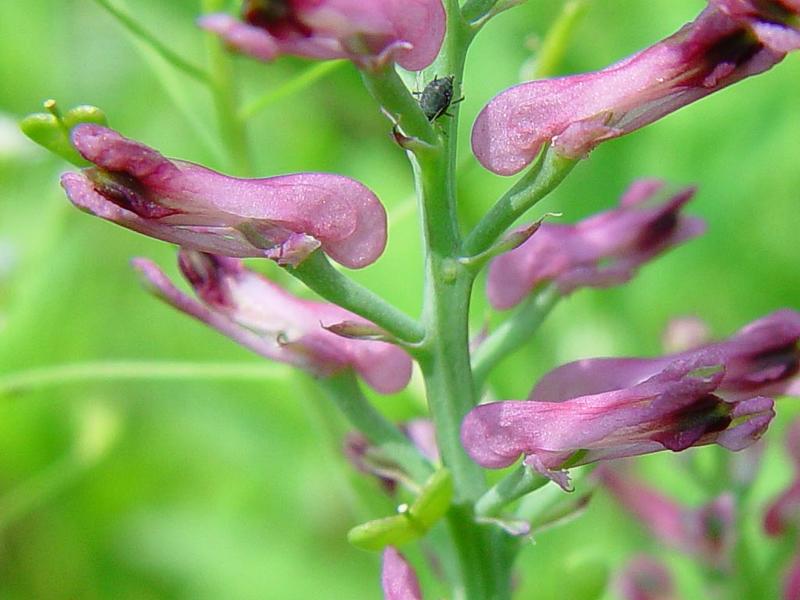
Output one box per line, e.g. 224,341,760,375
530,310,800,403
461,351,774,489
486,180,705,309
62,124,387,269
133,251,412,393
200,0,445,71
764,419,800,536
472,0,800,175
599,467,735,568
382,546,423,600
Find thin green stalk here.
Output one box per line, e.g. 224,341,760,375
464,148,577,256
289,252,425,344
318,372,433,484
91,0,209,84
533,0,589,78
360,66,437,146
0,454,89,531
0,361,287,397
410,3,506,598
240,61,346,120
475,465,549,518
461,0,502,24
471,285,560,389
201,0,254,175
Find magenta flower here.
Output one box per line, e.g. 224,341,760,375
61,124,387,269
615,556,679,600
472,0,800,175
200,0,445,71
461,352,774,489
382,546,423,600
133,251,412,393
599,467,735,568
487,180,705,310
764,419,800,536
531,310,800,403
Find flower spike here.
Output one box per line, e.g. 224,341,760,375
472,0,800,175
62,124,387,269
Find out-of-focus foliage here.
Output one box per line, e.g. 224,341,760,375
0,1,797,598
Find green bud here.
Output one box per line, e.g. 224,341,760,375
19,101,107,167
409,468,452,530
347,514,418,551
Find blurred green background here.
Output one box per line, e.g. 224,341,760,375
1,1,798,598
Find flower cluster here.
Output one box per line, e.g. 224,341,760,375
21,0,799,597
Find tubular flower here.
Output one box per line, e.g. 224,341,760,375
199,0,445,71
487,180,705,310
530,310,800,403
61,124,387,269
133,251,412,393
461,352,774,489
381,547,423,600
472,0,800,175
599,467,735,568
764,419,800,536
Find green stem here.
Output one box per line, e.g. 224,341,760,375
318,372,433,484
471,285,561,389
475,465,549,518
289,251,425,344
409,4,506,599
91,0,208,84
464,148,577,256
201,0,254,175
360,66,437,146
460,0,501,24
0,454,89,531
533,0,589,78
240,61,346,120
0,361,287,397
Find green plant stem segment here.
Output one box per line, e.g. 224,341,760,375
475,464,550,518
201,0,254,175
533,0,589,78
471,285,561,388
318,372,433,484
360,66,437,145
289,252,425,344
0,361,288,398
91,0,208,84
464,148,578,256
240,61,346,120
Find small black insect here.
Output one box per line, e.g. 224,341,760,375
416,75,463,122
